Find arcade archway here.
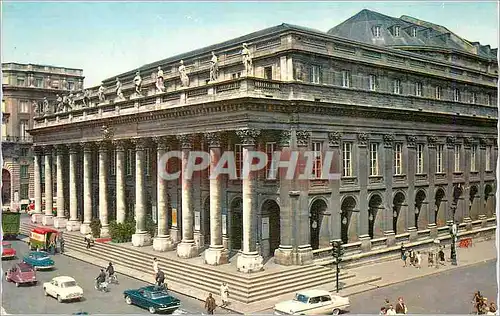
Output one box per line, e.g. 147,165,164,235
310,199,327,250
261,199,280,256
415,190,426,230
393,192,405,235
368,194,383,239
341,196,356,244
434,188,446,226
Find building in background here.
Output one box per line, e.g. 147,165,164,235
1,63,84,211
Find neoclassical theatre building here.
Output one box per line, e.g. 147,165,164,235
29,9,497,272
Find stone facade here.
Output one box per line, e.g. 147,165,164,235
28,14,497,271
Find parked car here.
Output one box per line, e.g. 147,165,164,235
23,251,55,270
124,285,181,314
43,276,83,303
4,262,37,286
2,241,17,259
273,290,350,315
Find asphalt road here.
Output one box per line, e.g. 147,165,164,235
348,260,497,314
2,240,232,314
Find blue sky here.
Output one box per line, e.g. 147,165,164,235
2,1,498,88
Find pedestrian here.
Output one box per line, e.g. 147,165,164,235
427,250,434,267
380,307,387,315
220,282,229,307
386,305,396,315
473,291,483,314
400,243,407,267
85,233,93,249
395,297,407,314
438,246,445,264
60,235,65,254
153,258,159,275
156,268,166,289
416,251,422,269
384,298,391,310
487,302,496,315
205,293,216,314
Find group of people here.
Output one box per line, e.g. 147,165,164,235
473,291,497,315
94,262,118,292
380,297,408,315
400,243,446,268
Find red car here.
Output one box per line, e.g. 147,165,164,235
5,262,37,286
2,241,16,259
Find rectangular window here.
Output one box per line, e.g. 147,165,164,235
471,145,477,172
312,142,323,178
311,65,320,84
342,142,352,177
470,92,477,104
393,79,401,94
265,142,277,178
411,28,417,37
369,75,377,91
35,77,43,88
19,100,29,113
20,165,29,178
17,77,25,86
19,120,28,138
145,148,151,176
415,82,423,97
110,150,116,176
231,72,241,79
341,70,350,88
2,75,8,85
67,81,74,91
394,143,403,175
235,144,243,179
453,88,461,102
126,149,134,176
394,26,400,37
20,184,29,199
370,143,379,176
374,26,381,37
436,145,444,173
20,148,29,157
486,146,492,171
435,86,442,99
264,66,272,80
416,144,424,174
454,144,461,172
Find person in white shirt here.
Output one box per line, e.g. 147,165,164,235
220,282,229,307
152,258,159,275
386,305,396,315
416,251,422,269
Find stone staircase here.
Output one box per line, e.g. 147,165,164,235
20,221,356,304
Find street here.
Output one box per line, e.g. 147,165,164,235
2,240,232,314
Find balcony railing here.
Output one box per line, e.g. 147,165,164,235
2,136,33,143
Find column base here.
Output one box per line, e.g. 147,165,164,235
100,225,110,238
222,236,230,250
42,215,54,226
274,246,294,266
237,252,264,273
153,236,175,252
427,223,438,239
193,232,205,249
478,214,487,228
31,213,44,224
170,228,181,244
132,232,152,247
463,217,473,231
407,227,418,241
384,231,396,247
294,245,313,265
80,222,91,235
53,217,67,229
66,220,81,232
359,235,372,251
204,246,229,265
177,240,198,258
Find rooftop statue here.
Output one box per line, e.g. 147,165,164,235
32,100,40,115
156,66,165,92
42,97,50,114
241,43,253,76
209,52,219,82
82,89,91,107
179,60,190,87
98,84,106,103
56,94,64,112
134,71,143,96
116,78,125,100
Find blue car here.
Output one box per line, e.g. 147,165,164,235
22,251,55,270
124,286,181,314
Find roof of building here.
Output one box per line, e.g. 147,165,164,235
327,9,497,60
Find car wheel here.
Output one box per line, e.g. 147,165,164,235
125,296,132,305
57,295,63,303
4,275,9,282
332,309,340,315
33,281,37,285
149,306,156,314
44,288,48,296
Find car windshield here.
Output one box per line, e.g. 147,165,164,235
19,266,32,272
294,294,309,303
61,281,77,288
151,292,170,299
35,253,49,259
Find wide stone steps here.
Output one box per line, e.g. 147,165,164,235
20,222,354,303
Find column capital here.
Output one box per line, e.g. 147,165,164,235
236,129,260,146
96,140,112,152
55,144,67,155
67,143,80,154
204,132,221,148
328,131,342,147
295,130,310,147
101,124,114,141
34,146,44,155
177,134,193,149
446,135,456,148
42,145,54,155
464,136,476,148
406,135,417,148
152,136,170,151
131,138,150,151
80,142,95,153
112,139,127,151
479,137,489,148
383,133,395,148
279,130,292,148
427,135,438,148
357,132,369,147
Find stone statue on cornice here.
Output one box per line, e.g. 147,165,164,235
82,89,90,107
32,100,39,115
133,71,142,96
209,51,219,82
42,97,49,114
241,43,253,76
116,77,125,100
156,66,165,92
179,60,190,87
56,94,64,112
98,84,106,103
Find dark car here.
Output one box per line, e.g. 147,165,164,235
124,285,181,314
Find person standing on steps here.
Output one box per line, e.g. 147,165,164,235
152,258,159,276
205,293,216,314
220,282,229,307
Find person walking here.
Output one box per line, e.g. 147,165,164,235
152,258,159,275
220,282,229,307
59,235,65,254
400,243,407,267
205,293,216,314
386,305,396,315
427,250,434,267
416,251,422,269
156,268,166,289
395,297,407,314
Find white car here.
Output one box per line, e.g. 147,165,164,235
43,276,83,303
274,290,350,315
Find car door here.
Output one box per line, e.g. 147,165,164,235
10,267,18,282
307,296,323,315
135,290,147,307
319,295,333,314
47,280,57,297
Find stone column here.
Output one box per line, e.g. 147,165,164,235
357,133,371,250
463,137,473,230
153,137,175,251
42,146,54,226
98,141,110,238
328,132,342,242
204,132,228,265
383,134,395,246
406,136,417,241
66,144,81,231
132,138,152,246
176,134,198,258
236,128,264,273
445,136,456,226
426,136,438,238
32,147,44,223
53,145,67,228
478,137,488,223
274,130,295,265
113,140,126,224
80,142,93,234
